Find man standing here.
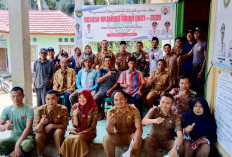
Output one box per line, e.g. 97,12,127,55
0,87,35,157
180,27,207,97
131,41,150,77
96,40,115,69
33,48,56,106
47,47,60,70
148,37,163,74
143,94,184,157
53,58,76,115
69,56,98,105
117,57,145,117
115,41,131,72
163,44,179,81
146,59,174,109
34,90,69,157
94,56,119,120
103,91,143,157
169,76,197,115
148,21,160,38
171,37,183,56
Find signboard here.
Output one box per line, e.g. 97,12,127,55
214,71,232,156
74,3,176,42
213,0,232,67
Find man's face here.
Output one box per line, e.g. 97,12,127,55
104,58,112,68
179,78,191,91
10,90,24,106
157,61,165,71
60,59,68,69
128,60,136,71
163,45,171,55
46,93,59,108
176,39,183,47
84,60,93,69
160,96,173,113
102,41,108,50
87,25,91,31
136,43,143,51
186,33,193,41
40,52,47,60
165,24,170,30
120,44,127,52
194,31,201,40
114,92,127,110
152,40,159,49
47,51,55,58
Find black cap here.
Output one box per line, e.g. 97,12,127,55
120,41,127,45
40,48,47,53
61,51,68,56
165,21,170,26
47,47,54,51
195,27,202,32
152,21,158,26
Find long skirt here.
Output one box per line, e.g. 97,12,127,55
60,133,95,157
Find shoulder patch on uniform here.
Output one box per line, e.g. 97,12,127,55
93,114,98,118
136,114,141,118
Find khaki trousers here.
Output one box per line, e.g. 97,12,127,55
35,129,65,155
103,133,142,157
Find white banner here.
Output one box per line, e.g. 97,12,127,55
212,0,232,67
74,3,176,42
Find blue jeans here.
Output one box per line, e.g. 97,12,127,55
59,92,71,115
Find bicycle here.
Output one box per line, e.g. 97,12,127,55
0,77,11,93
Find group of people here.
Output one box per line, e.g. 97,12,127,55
0,27,217,157
0,87,216,157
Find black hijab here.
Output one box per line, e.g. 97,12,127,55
182,98,217,143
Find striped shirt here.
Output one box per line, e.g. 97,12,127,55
117,70,145,96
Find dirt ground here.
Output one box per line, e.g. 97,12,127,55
0,90,37,114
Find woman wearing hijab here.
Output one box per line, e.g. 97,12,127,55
60,89,98,157
71,47,82,74
81,45,96,68
182,98,217,157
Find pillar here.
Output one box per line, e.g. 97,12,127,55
8,0,32,105
75,0,84,50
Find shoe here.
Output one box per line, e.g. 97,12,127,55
57,154,63,157
98,111,105,121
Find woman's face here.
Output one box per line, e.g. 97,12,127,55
193,101,204,116
78,94,87,106
75,48,81,55
85,46,91,53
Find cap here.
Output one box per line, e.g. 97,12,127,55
40,48,47,53
120,41,127,45
87,24,91,26
152,21,158,26
61,51,68,56
195,27,202,32
83,56,93,62
47,47,54,51
76,23,80,27
164,21,170,26
221,23,225,33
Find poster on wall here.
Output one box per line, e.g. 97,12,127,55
213,0,232,67
214,71,232,156
74,3,176,42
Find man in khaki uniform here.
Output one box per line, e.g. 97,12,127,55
115,41,131,72
146,59,174,109
53,58,76,115
142,94,184,157
34,90,69,157
96,40,115,69
103,91,143,157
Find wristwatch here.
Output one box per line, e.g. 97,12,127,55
175,145,180,150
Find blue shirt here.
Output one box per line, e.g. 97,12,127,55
76,68,98,92
192,41,207,64
181,42,195,72
97,68,119,93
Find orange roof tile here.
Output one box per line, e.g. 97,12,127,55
0,10,75,35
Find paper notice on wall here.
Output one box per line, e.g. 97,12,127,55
214,71,232,156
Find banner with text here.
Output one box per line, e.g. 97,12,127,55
74,3,176,42
212,0,232,67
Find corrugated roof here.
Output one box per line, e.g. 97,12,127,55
0,10,75,35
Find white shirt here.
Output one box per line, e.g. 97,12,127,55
148,48,163,74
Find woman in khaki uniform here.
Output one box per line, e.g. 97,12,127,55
60,89,98,157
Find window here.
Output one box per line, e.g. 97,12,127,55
58,45,75,57
31,45,37,61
